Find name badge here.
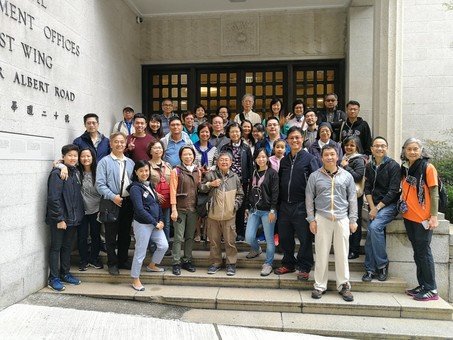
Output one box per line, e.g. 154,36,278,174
143,191,149,198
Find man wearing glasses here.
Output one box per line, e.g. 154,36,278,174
362,137,400,282
316,93,346,142
161,99,178,135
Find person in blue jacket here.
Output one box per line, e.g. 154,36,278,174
73,113,110,161
46,144,85,291
128,160,168,291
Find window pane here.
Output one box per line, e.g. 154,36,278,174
201,74,207,84
317,97,324,107
162,75,169,85
220,73,227,84
152,75,159,85
306,98,314,107
171,88,178,98
230,86,236,97
172,101,179,110
181,74,187,85
200,86,208,97
255,86,263,96
210,73,217,83
306,71,314,81
276,85,283,96
255,72,262,83
230,101,236,110
326,84,334,94
317,84,324,95
220,99,226,107
276,72,283,82
327,70,334,82
180,100,187,111
153,101,160,111
152,88,159,97
245,72,253,83
220,86,227,96
171,74,178,85
246,85,253,93
210,87,218,96
230,73,237,83
296,71,304,81
307,86,314,95
162,88,169,97
265,85,273,96
201,100,208,108
317,71,324,81
296,86,305,96
255,99,263,110
209,99,217,109
181,87,187,98
265,72,273,82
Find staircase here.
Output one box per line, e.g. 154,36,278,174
47,236,453,339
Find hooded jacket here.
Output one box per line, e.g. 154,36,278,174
127,181,162,226
339,117,372,155
46,166,85,227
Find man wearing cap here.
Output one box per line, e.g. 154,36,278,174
161,99,178,135
113,105,135,136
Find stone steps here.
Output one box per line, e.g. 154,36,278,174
49,281,453,322
72,266,406,293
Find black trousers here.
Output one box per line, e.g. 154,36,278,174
349,195,364,254
49,224,77,279
404,218,437,291
104,197,133,267
77,213,102,265
278,201,313,272
235,183,248,237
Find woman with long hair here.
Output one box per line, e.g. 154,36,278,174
263,97,285,128
400,138,439,301
146,114,164,140
241,119,255,150
128,160,168,291
77,148,103,271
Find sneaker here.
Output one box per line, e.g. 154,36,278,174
194,235,201,242
246,247,262,259
226,264,236,276
78,263,88,271
339,284,354,302
413,289,439,301
181,261,196,273
236,235,245,243
88,260,104,270
61,273,81,285
311,289,325,299
108,265,119,276
297,271,310,281
274,266,295,275
172,264,181,276
362,271,376,282
405,286,423,297
260,263,273,277
207,264,221,274
48,277,65,291
377,263,389,281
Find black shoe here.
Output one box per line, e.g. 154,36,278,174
88,260,104,270
362,271,376,282
108,265,119,276
100,242,107,253
377,263,389,281
236,235,245,243
164,249,172,257
172,264,181,276
226,264,236,276
181,262,196,273
348,252,359,260
78,263,88,271
118,260,132,270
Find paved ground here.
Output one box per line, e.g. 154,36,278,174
0,292,336,339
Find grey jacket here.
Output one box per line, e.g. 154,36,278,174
305,167,357,223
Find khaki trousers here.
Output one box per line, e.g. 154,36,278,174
314,214,351,292
206,217,237,266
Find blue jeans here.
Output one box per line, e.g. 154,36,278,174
364,203,397,272
245,209,275,265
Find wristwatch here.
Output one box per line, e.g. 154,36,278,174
270,209,275,214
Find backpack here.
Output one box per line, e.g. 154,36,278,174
423,162,448,213
155,166,171,209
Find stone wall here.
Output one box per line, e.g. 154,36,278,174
401,0,453,141
0,0,141,309
140,8,347,64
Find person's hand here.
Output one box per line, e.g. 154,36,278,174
428,215,439,230
57,221,67,230
127,138,136,151
156,221,164,230
156,192,165,204
113,195,123,207
369,207,377,220
269,211,276,223
285,112,294,122
59,165,68,180
209,179,222,188
171,210,178,222
309,220,317,235
349,223,358,233
340,159,349,167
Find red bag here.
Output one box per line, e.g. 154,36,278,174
155,167,171,209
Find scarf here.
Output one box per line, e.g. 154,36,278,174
194,141,213,167
402,158,427,206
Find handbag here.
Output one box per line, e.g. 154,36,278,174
155,166,171,209
98,161,127,223
355,157,366,198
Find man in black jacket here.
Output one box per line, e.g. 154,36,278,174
362,136,400,282
339,100,372,155
274,127,320,279
317,93,347,142
73,113,110,161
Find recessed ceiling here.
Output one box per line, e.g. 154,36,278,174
125,0,351,17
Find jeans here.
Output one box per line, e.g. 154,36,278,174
77,213,101,265
364,203,397,272
245,209,275,265
278,202,313,272
131,220,168,278
404,219,437,291
172,210,197,265
104,197,133,267
49,224,77,279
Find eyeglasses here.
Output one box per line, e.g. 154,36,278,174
372,144,387,149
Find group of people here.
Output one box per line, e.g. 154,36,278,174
46,93,440,303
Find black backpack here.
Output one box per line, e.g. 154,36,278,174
423,162,448,213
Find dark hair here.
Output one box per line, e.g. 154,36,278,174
83,113,99,124
317,122,333,139
272,138,287,151
346,100,360,108
178,145,196,161
372,136,388,146
61,144,79,156
182,111,195,120
146,114,164,138
266,116,280,127
342,135,364,154
240,119,255,145
78,148,97,185
253,147,269,168
193,104,206,116
216,106,231,120
133,113,146,121
324,93,338,101
267,97,284,121
321,144,338,156
253,123,265,133
169,116,182,124
292,99,304,112
304,108,317,116
146,140,165,160
131,160,151,182
286,126,303,137
226,122,242,138
197,122,213,138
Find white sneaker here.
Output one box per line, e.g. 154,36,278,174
260,263,273,276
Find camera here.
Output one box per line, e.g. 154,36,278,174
136,16,143,24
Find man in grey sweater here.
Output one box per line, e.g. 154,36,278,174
306,144,358,302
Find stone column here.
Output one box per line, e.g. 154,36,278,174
372,0,403,159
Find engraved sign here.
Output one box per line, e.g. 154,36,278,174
221,15,259,56
0,131,54,160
